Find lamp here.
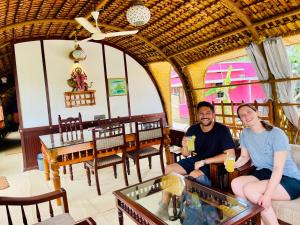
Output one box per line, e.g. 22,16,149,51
69,32,87,62
126,0,151,26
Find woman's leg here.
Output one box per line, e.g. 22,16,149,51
231,175,259,198
243,180,290,225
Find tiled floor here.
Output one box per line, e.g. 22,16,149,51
0,132,165,225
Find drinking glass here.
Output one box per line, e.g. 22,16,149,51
186,136,195,151
225,155,235,173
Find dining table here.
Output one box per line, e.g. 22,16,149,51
39,126,171,205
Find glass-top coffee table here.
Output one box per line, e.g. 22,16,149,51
113,176,263,225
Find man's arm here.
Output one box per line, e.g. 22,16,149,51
194,148,235,170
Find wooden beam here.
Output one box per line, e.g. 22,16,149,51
220,0,259,40
68,0,111,38
168,7,300,59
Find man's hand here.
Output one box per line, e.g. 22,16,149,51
181,137,191,157
194,160,206,170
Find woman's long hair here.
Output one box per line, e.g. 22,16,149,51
237,103,273,131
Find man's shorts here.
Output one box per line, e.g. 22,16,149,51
177,157,211,186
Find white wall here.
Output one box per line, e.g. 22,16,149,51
15,41,49,128
14,40,163,129
127,54,163,115
43,40,107,124
105,45,128,117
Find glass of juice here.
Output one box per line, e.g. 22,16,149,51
225,155,235,172
187,136,195,151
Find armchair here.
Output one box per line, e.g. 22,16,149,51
0,188,96,225
210,144,300,225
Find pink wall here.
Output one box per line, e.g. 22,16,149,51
171,62,266,118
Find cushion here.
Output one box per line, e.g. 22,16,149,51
272,198,300,225
33,213,75,225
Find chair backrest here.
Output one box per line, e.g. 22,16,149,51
136,118,163,149
0,188,69,225
169,129,184,147
58,113,83,142
92,123,126,159
290,144,300,169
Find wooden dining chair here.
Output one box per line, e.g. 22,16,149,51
58,112,83,181
85,124,128,195
126,118,165,183
0,188,96,225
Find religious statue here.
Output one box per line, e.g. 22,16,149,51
67,66,92,92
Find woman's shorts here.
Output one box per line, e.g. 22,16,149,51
251,168,300,200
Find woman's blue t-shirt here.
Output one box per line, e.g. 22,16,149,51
240,127,300,180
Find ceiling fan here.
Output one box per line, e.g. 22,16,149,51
75,11,138,42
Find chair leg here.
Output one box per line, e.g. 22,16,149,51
160,152,165,175
113,165,117,179
95,169,101,195
122,162,129,186
148,156,152,169
63,166,66,174
135,157,142,183
126,157,130,175
69,165,73,180
86,166,91,186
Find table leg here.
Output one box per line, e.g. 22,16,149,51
43,152,50,181
118,208,123,225
51,162,61,205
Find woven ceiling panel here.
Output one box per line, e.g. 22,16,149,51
0,0,300,77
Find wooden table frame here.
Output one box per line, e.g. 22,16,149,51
40,128,170,205
114,177,263,225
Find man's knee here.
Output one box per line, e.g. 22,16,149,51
165,163,182,174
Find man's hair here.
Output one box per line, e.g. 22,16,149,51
237,103,273,131
196,101,214,113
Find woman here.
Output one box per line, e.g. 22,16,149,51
232,104,300,225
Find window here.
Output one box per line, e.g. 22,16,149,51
170,68,189,129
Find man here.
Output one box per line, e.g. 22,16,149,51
158,101,235,219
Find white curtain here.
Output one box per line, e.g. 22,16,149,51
263,37,299,127
246,43,272,100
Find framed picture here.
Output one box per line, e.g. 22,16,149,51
108,78,127,96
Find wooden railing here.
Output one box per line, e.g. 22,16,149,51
211,100,300,144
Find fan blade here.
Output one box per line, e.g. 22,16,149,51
75,17,100,34
79,37,93,43
105,30,138,38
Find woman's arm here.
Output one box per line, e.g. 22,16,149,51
259,151,288,208
235,147,251,168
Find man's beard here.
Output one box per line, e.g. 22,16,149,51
200,119,213,126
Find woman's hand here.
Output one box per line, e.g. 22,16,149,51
257,193,272,209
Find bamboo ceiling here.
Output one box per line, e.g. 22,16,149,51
1,0,300,78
